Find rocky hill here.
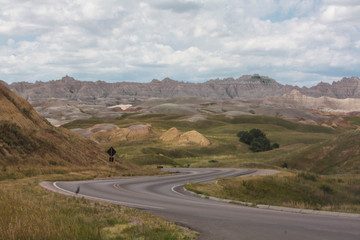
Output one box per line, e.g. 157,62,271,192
267,89,360,113
300,77,360,98
6,75,293,104
160,127,211,146
7,75,360,105
0,83,107,165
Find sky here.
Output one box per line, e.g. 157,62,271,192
0,0,359,86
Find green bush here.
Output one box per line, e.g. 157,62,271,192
272,143,280,149
237,131,253,144
237,128,277,152
249,129,266,138
249,137,271,152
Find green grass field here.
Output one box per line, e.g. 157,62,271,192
61,113,359,173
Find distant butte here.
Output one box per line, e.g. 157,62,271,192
6,75,360,105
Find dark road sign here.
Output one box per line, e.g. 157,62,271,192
107,147,116,156
109,156,114,162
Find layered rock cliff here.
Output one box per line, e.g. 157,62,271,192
5,75,360,105
7,75,292,104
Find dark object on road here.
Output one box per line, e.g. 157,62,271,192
75,186,80,194
157,165,163,169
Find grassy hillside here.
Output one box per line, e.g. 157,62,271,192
283,130,360,174
0,83,107,167
61,112,360,175
64,113,346,172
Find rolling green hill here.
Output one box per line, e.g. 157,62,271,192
61,112,360,175
284,130,360,174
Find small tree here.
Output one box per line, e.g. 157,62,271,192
237,128,279,153
249,128,266,138
249,137,271,152
237,131,253,144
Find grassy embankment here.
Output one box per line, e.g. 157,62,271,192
185,172,360,213
0,176,197,240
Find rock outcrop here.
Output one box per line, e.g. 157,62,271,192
6,75,360,106
160,127,211,146
72,123,152,144
178,130,211,146
160,127,180,142
301,77,360,98
6,75,292,104
267,89,360,113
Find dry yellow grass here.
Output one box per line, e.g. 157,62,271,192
0,83,108,166
0,176,198,240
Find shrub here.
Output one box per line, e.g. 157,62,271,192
249,137,271,152
237,131,253,144
208,160,218,163
237,128,277,152
249,129,266,139
272,143,280,149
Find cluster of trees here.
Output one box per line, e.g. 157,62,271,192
237,129,279,152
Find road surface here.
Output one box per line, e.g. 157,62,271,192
53,168,360,240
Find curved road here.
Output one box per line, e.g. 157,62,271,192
53,168,360,240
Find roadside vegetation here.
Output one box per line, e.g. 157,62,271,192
185,172,360,213
0,177,197,240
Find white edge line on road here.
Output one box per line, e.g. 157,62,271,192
170,183,249,209
171,184,186,197
53,182,165,210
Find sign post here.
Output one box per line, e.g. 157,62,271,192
107,147,116,174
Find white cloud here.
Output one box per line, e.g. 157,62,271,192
0,0,359,85
320,4,360,23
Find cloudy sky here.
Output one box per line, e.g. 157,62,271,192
0,0,359,86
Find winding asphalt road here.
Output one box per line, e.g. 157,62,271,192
53,168,360,240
